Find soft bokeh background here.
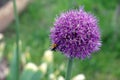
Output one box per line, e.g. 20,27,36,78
0,0,120,80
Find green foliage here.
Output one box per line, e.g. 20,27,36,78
20,68,43,80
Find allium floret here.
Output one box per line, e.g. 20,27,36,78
50,7,101,59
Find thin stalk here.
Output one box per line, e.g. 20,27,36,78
69,0,78,9
65,58,73,80
13,0,20,80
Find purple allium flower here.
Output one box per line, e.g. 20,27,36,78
50,7,101,59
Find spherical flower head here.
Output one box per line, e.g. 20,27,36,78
50,7,101,59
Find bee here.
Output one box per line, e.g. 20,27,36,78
51,43,58,51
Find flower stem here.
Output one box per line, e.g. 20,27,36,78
65,58,73,80
13,0,20,80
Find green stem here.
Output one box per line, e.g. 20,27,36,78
13,0,20,80
65,58,73,80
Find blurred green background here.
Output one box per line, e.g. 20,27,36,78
0,0,120,80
